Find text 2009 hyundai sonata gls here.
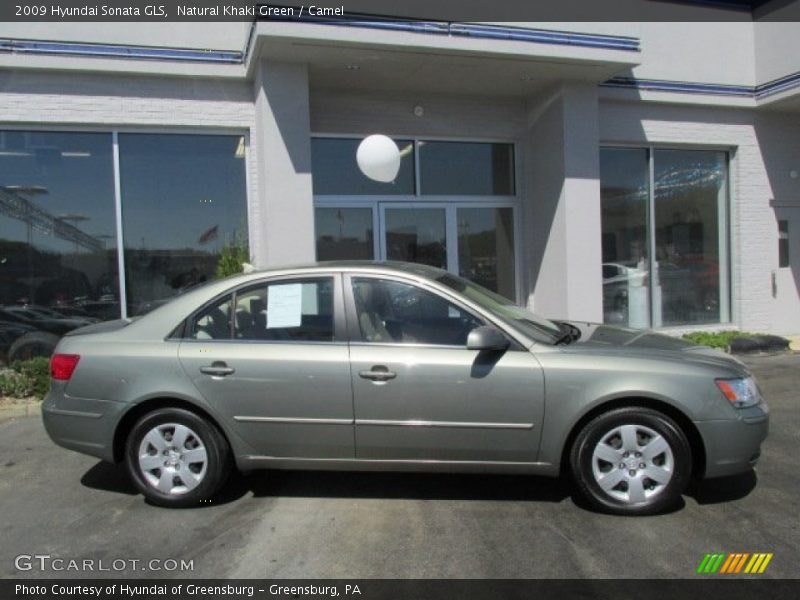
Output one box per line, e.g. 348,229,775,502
42,261,768,514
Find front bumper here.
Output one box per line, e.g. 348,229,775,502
695,402,769,478
41,385,128,463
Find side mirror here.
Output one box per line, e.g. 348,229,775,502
467,326,510,352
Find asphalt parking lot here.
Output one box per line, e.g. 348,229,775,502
1,353,798,580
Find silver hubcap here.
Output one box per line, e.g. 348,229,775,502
138,423,208,496
591,424,674,504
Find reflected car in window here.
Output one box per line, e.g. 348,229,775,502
0,306,101,363
42,262,768,515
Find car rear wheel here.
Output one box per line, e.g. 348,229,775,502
570,407,692,515
125,407,231,508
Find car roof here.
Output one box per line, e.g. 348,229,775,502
214,260,451,286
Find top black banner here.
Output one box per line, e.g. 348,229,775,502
2,0,799,22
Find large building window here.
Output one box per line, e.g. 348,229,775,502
119,134,248,316
0,131,119,361
313,137,517,300
0,130,249,363
601,147,730,328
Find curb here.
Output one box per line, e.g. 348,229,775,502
0,399,42,423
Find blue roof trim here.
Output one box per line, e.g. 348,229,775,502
756,71,800,99
601,77,753,97
0,39,243,64
448,23,640,51
292,15,450,36
602,73,800,100
272,14,640,52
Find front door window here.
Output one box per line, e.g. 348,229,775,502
351,277,484,346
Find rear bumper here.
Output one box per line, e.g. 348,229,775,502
695,402,769,479
41,386,127,463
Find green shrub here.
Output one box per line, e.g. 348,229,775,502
215,231,250,280
0,357,51,399
682,330,755,350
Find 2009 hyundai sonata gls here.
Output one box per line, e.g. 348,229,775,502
42,261,768,514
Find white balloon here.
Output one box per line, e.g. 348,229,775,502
356,135,401,183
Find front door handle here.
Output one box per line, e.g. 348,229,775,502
200,361,235,377
359,366,397,382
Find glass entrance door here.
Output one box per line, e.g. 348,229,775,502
315,202,517,300
380,204,448,270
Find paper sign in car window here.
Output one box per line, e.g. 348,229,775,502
301,283,319,316
266,284,302,328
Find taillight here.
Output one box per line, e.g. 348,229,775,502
51,354,81,381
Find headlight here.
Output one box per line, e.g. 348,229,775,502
715,376,761,409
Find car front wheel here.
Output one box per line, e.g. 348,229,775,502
570,407,692,515
125,407,231,507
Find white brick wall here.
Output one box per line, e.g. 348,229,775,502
599,99,800,332
0,70,262,262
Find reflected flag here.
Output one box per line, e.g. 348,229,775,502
198,225,218,245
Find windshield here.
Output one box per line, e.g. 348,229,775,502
435,272,562,344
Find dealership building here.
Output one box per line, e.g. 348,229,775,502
0,9,799,343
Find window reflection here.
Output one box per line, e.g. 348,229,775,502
600,147,729,328
600,148,650,327
311,138,415,195
0,131,118,362
384,208,447,270
654,150,727,326
419,142,514,195
457,207,515,299
119,134,248,316
315,207,374,260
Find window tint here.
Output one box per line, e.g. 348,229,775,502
190,295,232,340
233,278,334,342
352,278,483,346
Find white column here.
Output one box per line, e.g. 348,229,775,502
252,61,316,268
523,82,603,322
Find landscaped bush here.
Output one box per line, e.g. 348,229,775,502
0,357,51,400
215,232,250,279
682,331,755,350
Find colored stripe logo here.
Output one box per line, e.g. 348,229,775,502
697,553,773,574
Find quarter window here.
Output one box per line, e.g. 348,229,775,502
190,295,233,340
351,278,484,346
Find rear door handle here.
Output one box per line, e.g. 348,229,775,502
200,362,235,377
359,366,397,382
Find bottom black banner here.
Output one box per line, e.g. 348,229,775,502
3,579,800,600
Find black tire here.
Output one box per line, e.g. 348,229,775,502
125,407,232,508
8,331,60,362
569,407,692,516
